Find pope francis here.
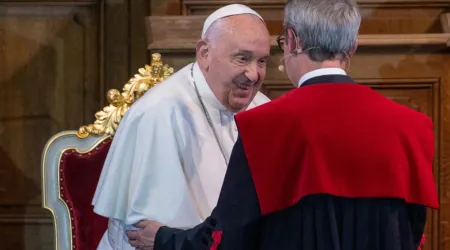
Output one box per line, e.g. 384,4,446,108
92,4,271,250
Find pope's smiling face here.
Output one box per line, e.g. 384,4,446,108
197,14,271,113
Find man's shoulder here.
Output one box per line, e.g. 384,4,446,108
246,88,297,113
346,85,434,135
390,101,433,131
364,87,433,128
237,94,286,125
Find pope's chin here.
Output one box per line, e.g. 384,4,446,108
229,94,254,111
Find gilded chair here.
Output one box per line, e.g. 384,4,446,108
41,54,174,250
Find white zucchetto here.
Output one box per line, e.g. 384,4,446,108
201,4,264,39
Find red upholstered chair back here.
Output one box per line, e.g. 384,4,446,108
42,134,112,250
42,54,174,250
59,138,112,250
60,138,112,249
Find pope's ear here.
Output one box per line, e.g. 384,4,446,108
196,39,209,61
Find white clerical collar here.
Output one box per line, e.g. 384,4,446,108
298,68,346,87
191,62,228,111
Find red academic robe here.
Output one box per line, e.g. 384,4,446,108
154,74,438,250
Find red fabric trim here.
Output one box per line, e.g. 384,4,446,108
210,231,223,250
418,234,426,250
236,83,439,215
59,138,111,250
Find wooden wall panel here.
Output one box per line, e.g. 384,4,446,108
150,0,450,35
150,0,181,15
0,2,99,249
103,0,150,94
0,0,150,249
129,0,151,72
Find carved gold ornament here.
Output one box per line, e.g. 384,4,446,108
77,53,174,138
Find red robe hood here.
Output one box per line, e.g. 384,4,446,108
236,83,439,215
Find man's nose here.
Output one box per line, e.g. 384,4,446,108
245,62,259,83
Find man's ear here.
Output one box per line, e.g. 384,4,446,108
349,41,358,58
286,29,298,53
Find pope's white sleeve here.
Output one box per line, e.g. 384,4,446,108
93,99,199,227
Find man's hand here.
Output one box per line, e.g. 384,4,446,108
126,220,165,250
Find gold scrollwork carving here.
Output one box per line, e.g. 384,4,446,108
77,53,174,138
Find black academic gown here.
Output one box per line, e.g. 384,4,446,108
154,75,429,250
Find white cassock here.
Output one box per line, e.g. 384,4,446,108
93,62,270,249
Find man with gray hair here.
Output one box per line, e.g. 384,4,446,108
134,0,438,249
93,3,271,250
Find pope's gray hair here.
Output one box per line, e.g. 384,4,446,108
284,0,361,62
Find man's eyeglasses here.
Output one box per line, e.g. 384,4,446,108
276,31,285,52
